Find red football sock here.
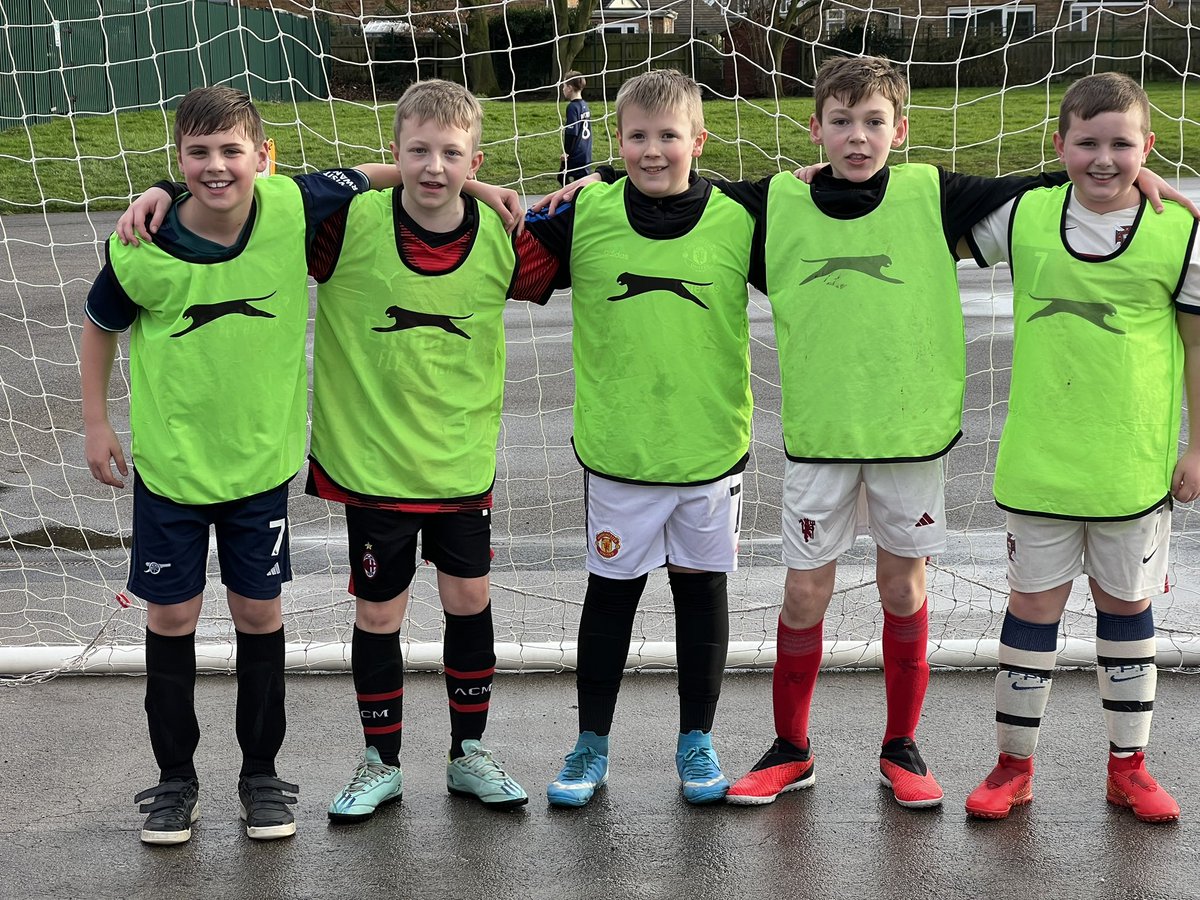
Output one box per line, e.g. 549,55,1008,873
773,617,823,747
882,599,930,745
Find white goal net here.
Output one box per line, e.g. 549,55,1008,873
2,0,1200,678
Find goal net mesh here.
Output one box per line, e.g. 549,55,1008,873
1,0,1199,677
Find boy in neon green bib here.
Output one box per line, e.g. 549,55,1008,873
524,70,755,808
84,86,388,845
963,72,1199,824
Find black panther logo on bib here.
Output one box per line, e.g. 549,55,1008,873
799,255,903,286
373,305,473,339
1027,295,1125,334
607,272,712,309
170,291,277,337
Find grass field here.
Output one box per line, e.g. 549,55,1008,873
2,81,1199,214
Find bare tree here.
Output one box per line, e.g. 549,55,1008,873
383,0,501,96
549,0,600,81
731,0,821,95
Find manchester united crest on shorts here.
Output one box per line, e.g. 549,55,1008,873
594,530,621,559
362,543,379,579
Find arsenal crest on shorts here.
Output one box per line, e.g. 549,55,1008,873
594,530,621,559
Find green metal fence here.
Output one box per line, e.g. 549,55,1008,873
0,0,328,127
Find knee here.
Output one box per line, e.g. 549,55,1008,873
356,596,407,633
227,592,282,633
782,570,832,628
147,596,201,636
878,577,925,615
439,577,490,617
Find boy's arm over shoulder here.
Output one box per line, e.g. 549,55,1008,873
940,168,1066,253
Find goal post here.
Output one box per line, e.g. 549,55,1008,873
3,0,1200,679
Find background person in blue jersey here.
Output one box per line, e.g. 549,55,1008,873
963,72,1200,825
522,69,755,809
84,86,392,847
559,70,592,185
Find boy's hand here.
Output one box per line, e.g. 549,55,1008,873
85,423,128,488
1171,447,1200,503
462,179,525,235
530,172,600,216
793,163,829,184
1137,169,1200,218
116,187,173,246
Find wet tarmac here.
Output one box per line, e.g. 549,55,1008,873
3,668,1199,900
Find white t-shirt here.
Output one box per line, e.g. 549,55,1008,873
971,195,1200,313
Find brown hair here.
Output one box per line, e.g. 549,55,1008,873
393,79,483,150
813,55,907,122
173,86,265,148
564,70,587,93
615,68,704,136
1058,72,1150,136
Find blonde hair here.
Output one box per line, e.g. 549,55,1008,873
173,86,264,149
1058,72,1150,136
614,69,704,136
392,79,483,150
812,55,908,122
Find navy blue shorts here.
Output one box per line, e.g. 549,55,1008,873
128,475,292,605
344,505,491,602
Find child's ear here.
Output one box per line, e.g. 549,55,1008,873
691,128,708,158
1143,131,1156,161
1052,131,1066,162
891,115,909,148
469,149,484,177
255,140,270,174
809,113,823,146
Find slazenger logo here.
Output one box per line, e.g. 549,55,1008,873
143,561,172,575
1027,295,1124,334
171,291,277,337
800,255,903,285
607,272,711,309
374,305,472,339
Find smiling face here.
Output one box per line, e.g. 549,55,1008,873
1053,107,1154,214
391,115,483,229
176,125,268,221
810,91,907,183
617,102,707,199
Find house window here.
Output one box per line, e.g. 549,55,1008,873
824,6,846,32
947,4,1035,38
602,22,640,33
1068,2,1145,32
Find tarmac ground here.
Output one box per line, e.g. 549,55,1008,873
3,668,1200,900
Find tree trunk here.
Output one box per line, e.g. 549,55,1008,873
464,3,499,96
552,0,598,81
